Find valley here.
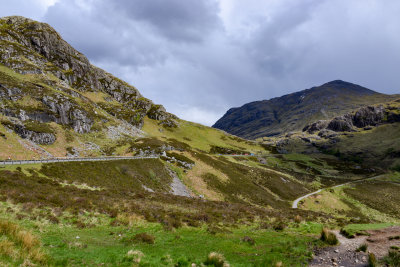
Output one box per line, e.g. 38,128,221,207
0,15,399,267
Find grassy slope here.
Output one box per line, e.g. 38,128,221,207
142,117,263,153
0,158,325,266
300,173,400,224
328,123,400,168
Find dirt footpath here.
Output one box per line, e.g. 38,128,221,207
310,226,400,267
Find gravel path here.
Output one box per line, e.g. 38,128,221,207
310,227,400,267
311,230,369,267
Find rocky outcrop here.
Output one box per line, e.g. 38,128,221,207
14,124,56,145
327,115,354,132
303,102,400,136
147,105,168,121
303,120,329,134
353,106,384,128
0,16,177,135
42,95,93,133
0,84,22,101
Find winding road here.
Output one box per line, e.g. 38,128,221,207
0,156,159,166
292,175,384,209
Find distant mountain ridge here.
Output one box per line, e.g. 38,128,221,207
213,80,399,139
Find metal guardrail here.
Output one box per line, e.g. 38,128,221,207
0,156,159,166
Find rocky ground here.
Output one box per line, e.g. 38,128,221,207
310,227,400,267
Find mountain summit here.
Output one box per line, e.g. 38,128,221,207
213,80,397,139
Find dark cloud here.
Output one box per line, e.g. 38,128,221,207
1,0,400,125
110,0,221,42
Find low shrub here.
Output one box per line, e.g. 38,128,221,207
175,256,190,267
320,228,339,245
241,236,255,246
273,221,286,231
294,215,302,224
166,152,195,165
133,233,155,244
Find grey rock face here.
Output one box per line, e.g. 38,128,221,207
303,120,329,134
0,84,22,101
353,106,384,128
0,16,176,134
42,95,92,133
327,115,354,132
14,124,56,145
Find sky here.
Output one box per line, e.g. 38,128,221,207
1,0,400,126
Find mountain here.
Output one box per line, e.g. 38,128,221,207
0,16,399,266
0,16,179,157
213,80,399,139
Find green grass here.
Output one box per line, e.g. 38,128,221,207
341,223,397,238
142,117,264,153
344,181,400,219
35,221,320,266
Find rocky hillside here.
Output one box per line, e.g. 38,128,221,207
269,100,400,169
0,16,175,148
0,16,266,161
213,80,399,139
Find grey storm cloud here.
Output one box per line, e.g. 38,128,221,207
1,0,400,126
109,0,221,42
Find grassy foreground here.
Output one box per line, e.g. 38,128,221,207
1,216,323,267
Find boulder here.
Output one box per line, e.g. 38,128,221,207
353,105,384,128
303,120,329,133
327,115,354,132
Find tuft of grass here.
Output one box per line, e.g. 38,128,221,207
204,252,229,267
383,249,400,266
320,228,339,245
16,230,39,250
131,232,155,245
124,250,144,263
241,236,255,246
356,243,368,252
368,252,377,267
0,219,47,265
294,215,302,224
0,240,15,259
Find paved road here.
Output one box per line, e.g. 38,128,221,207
0,156,159,166
292,175,384,209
